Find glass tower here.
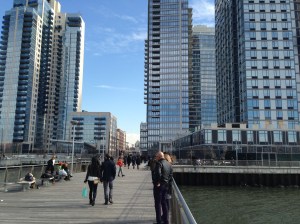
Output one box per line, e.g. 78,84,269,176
215,0,300,130
145,0,192,154
0,0,84,152
190,25,217,130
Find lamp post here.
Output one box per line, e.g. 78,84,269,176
70,120,79,175
234,140,239,166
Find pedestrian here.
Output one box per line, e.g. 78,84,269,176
123,155,127,167
127,154,132,169
136,155,141,169
152,151,173,224
84,156,102,206
117,156,125,177
45,155,56,174
132,155,136,169
163,153,174,208
100,154,116,205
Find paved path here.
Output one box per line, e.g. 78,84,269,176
0,164,156,224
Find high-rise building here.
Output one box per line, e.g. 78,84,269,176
0,0,84,153
145,0,192,155
190,25,217,130
117,128,126,155
215,0,300,130
139,122,147,155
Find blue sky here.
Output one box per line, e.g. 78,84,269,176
0,0,214,145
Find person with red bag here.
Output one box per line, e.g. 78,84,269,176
117,157,125,177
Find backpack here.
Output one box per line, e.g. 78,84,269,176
25,173,34,181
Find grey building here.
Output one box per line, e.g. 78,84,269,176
0,0,84,153
65,112,118,157
190,25,217,130
215,0,300,130
144,0,192,155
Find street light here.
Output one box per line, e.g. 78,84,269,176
70,120,79,175
234,139,239,166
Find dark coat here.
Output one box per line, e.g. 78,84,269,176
85,164,102,181
152,159,173,186
101,159,116,181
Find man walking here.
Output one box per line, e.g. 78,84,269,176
100,154,116,205
152,151,173,224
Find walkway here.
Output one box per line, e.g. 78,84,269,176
0,165,156,224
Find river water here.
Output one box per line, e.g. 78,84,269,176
179,185,300,224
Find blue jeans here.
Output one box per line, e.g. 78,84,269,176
103,180,113,203
153,183,169,224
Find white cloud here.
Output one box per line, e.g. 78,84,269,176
114,14,138,23
96,85,138,92
89,6,139,24
190,0,215,26
126,133,140,146
86,26,146,56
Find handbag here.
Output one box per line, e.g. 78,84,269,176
82,186,88,198
93,179,100,184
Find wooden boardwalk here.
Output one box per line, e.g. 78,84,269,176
0,165,156,224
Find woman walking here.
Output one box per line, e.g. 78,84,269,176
117,157,125,177
84,156,102,206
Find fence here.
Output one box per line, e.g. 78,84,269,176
170,177,197,224
0,161,89,185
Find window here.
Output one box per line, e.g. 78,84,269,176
259,131,268,142
288,131,297,143
247,131,254,143
218,130,226,142
273,131,283,143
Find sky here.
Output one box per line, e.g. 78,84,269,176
0,0,214,145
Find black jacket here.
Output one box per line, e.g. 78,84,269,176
85,164,102,181
101,159,116,181
153,159,173,186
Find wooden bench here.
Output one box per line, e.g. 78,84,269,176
17,178,36,191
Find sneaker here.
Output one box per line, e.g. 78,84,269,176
109,199,113,204
104,202,108,205
122,175,125,177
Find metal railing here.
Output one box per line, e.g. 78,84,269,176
0,161,89,187
171,177,197,224
176,159,300,167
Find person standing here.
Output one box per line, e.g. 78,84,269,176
152,151,173,224
45,155,56,174
101,154,116,205
117,157,125,177
84,156,102,206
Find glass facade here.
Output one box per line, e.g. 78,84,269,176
215,0,300,130
145,0,192,154
190,25,217,130
0,0,85,152
173,123,300,164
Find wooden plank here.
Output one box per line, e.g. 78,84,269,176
0,164,156,224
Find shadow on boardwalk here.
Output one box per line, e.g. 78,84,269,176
0,164,155,224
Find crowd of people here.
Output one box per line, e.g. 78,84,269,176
83,151,174,224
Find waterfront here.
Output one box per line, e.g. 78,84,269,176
180,185,300,224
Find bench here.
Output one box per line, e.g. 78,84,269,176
40,177,54,186
17,178,36,191
0,182,15,192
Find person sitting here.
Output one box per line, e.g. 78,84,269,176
61,162,72,180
